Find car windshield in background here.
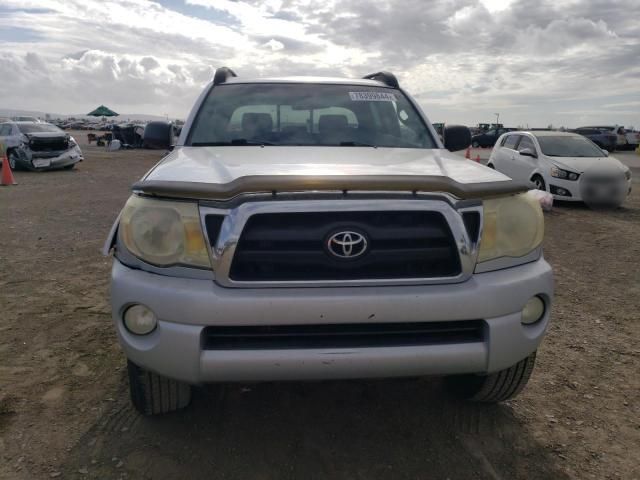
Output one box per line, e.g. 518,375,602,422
187,83,436,148
537,136,605,158
17,123,63,134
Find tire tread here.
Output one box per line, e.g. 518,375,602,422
127,360,192,415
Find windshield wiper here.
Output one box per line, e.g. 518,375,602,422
191,139,275,146
339,141,378,148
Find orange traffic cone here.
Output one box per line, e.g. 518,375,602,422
1,150,17,186
475,154,481,163
465,146,471,159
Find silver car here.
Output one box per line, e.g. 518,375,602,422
0,121,84,171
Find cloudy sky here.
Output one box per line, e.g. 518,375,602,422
1,0,638,128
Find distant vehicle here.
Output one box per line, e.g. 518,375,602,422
471,127,515,148
624,129,639,149
0,121,84,171
477,123,503,131
571,128,617,152
12,116,41,123
577,125,629,150
488,131,631,207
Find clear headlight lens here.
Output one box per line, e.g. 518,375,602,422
118,195,210,268
625,169,631,181
550,166,579,181
478,191,544,263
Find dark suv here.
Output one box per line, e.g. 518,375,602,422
471,128,515,148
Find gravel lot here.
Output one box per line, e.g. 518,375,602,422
1,143,638,479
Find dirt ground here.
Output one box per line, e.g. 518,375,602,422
1,144,639,480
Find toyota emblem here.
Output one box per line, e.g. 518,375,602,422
327,231,368,259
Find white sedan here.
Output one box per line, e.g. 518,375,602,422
488,131,632,206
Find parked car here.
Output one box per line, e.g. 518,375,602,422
471,127,515,148
104,68,552,415
570,128,617,152
577,125,630,150
0,122,84,170
624,129,639,150
488,131,631,206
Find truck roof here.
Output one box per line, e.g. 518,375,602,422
221,76,396,88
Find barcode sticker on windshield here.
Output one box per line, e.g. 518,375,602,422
349,91,397,102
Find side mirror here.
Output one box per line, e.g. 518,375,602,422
519,148,537,158
143,121,174,150
601,149,609,157
443,125,471,152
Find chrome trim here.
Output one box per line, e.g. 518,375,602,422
474,247,542,274
199,198,481,288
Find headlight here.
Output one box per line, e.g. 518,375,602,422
118,195,211,268
550,166,579,181
478,191,544,263
625,169,631,181
69,136,78,147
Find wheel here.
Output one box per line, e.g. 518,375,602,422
487,163,495,169
127,360,192,415
445,351,537,402
531,174,546,191
8,151,19,170
471,140,480,148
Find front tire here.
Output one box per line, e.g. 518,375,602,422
8,151,19,170
127,360,192,415
445,351,537,402
531,174,546,191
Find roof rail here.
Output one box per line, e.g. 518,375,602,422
213,67,237,85
362,71,399,89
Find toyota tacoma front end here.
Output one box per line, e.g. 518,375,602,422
105,68,553,415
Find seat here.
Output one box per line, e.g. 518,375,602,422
241,113,273,139
318,115,349,137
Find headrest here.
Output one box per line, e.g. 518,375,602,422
318,115,348,133
241,113,273,133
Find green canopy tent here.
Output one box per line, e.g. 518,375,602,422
87,105,119,117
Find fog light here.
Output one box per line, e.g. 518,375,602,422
521,296,545,325
123,304,157,335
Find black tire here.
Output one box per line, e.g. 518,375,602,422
445,351,537,403
127,360,192,415
487,163,495,169
8,151,19,170
531,174,546,191
471,140,480,148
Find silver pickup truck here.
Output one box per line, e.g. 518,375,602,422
104,69,553,415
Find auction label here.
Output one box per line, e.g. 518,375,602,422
349,91,397,102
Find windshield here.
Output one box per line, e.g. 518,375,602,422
187,83,436,148
18,123,63,134
537,136,605,157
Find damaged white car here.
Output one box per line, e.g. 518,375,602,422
0,121,84,171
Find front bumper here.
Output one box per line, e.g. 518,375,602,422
110,257,553,384
550,176,631,203
23,146,83,170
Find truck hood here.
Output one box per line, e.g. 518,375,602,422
550,155,628,174
136,146,525,200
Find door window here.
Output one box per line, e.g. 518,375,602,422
517,136,536,153
503,135,520,149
